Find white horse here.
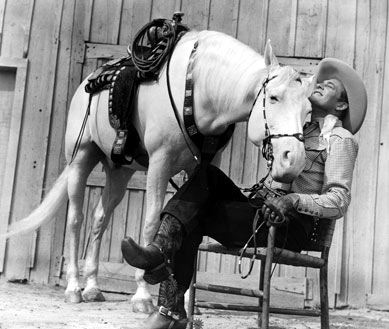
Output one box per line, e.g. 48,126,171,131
4,30,312,312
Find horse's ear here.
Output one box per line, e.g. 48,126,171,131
303,74,316,97
264,40,279,68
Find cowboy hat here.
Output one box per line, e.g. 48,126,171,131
315,58,367,134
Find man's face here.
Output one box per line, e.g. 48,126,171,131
308,78,346,113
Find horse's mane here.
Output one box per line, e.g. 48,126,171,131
187,30,267,114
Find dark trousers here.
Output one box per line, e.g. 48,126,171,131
162,164,313,288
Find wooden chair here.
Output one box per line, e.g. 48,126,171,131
187,218,336,329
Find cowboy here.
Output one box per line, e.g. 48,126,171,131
121,58,367,329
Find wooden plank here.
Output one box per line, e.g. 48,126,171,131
119,0,153,45
278,57,320,74
345,0,386,307
83,0,93,42
67,0,90,101
294,0,327,58
82,57,98,80
229,122,247,185
0,0,34,58
208,0,239,36
138,191,149,246
181,0,210,31
46,0,76,285
238,0,268,53
78,188,92,260
331,219,344,306
109,190,130,263
100,197,112,263
85,42,127,60
125,190,145,244
372,2,389,298
151,0,181,20
267,0,297,56
29,0,66,284
325,0,357,62
0,0,6,49
89,0,122,44
0,70,15,204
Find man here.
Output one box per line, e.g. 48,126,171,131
121,58,367,329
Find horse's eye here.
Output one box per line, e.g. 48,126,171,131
296,76,302,84
269,95,279,103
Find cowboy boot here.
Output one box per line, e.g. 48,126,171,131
121,214,183,284
142,278,188,329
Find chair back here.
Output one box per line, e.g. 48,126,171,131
306,218,336,252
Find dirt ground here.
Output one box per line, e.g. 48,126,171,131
0,282,388,329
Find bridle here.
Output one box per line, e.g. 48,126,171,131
238,73,306,279
249,74,305,172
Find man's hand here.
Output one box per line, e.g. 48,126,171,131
261,194,299,226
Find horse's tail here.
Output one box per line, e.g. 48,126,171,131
3,165,70,238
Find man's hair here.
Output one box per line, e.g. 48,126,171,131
340,88,349,103
338,89,349,119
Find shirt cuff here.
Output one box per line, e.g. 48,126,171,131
293,194,340,218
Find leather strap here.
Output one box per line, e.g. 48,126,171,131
183,41,235,162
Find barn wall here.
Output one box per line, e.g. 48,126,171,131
0,0,388,308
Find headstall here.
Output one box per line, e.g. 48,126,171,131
249,74,305,171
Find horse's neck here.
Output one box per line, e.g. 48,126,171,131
193,43,267,135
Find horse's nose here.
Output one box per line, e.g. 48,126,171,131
283,147,304,168
282,150,291,162
271,141,305,183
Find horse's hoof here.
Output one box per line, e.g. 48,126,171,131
65,289,83,303
130,297,156,314
82,287,106,302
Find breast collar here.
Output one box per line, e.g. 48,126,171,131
182,41,235,163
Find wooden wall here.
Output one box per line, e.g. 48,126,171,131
0,0,388,308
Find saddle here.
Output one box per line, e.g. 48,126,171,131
84,13,189,166
85,56,146,165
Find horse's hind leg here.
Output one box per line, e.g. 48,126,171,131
65,143,104,303
82,164,134,302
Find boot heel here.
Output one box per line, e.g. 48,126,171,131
144,263,171,285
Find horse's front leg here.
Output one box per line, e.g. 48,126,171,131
82,165,134,302
130,155,172,313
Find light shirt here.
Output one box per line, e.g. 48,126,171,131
290,118,358,219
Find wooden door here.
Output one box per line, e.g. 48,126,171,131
0,58,28,276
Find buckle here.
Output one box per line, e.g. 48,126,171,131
158,306,182,321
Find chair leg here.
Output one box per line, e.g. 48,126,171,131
257,259,265,327
187,252,198,329
261,226,276,329
320,248,330,329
